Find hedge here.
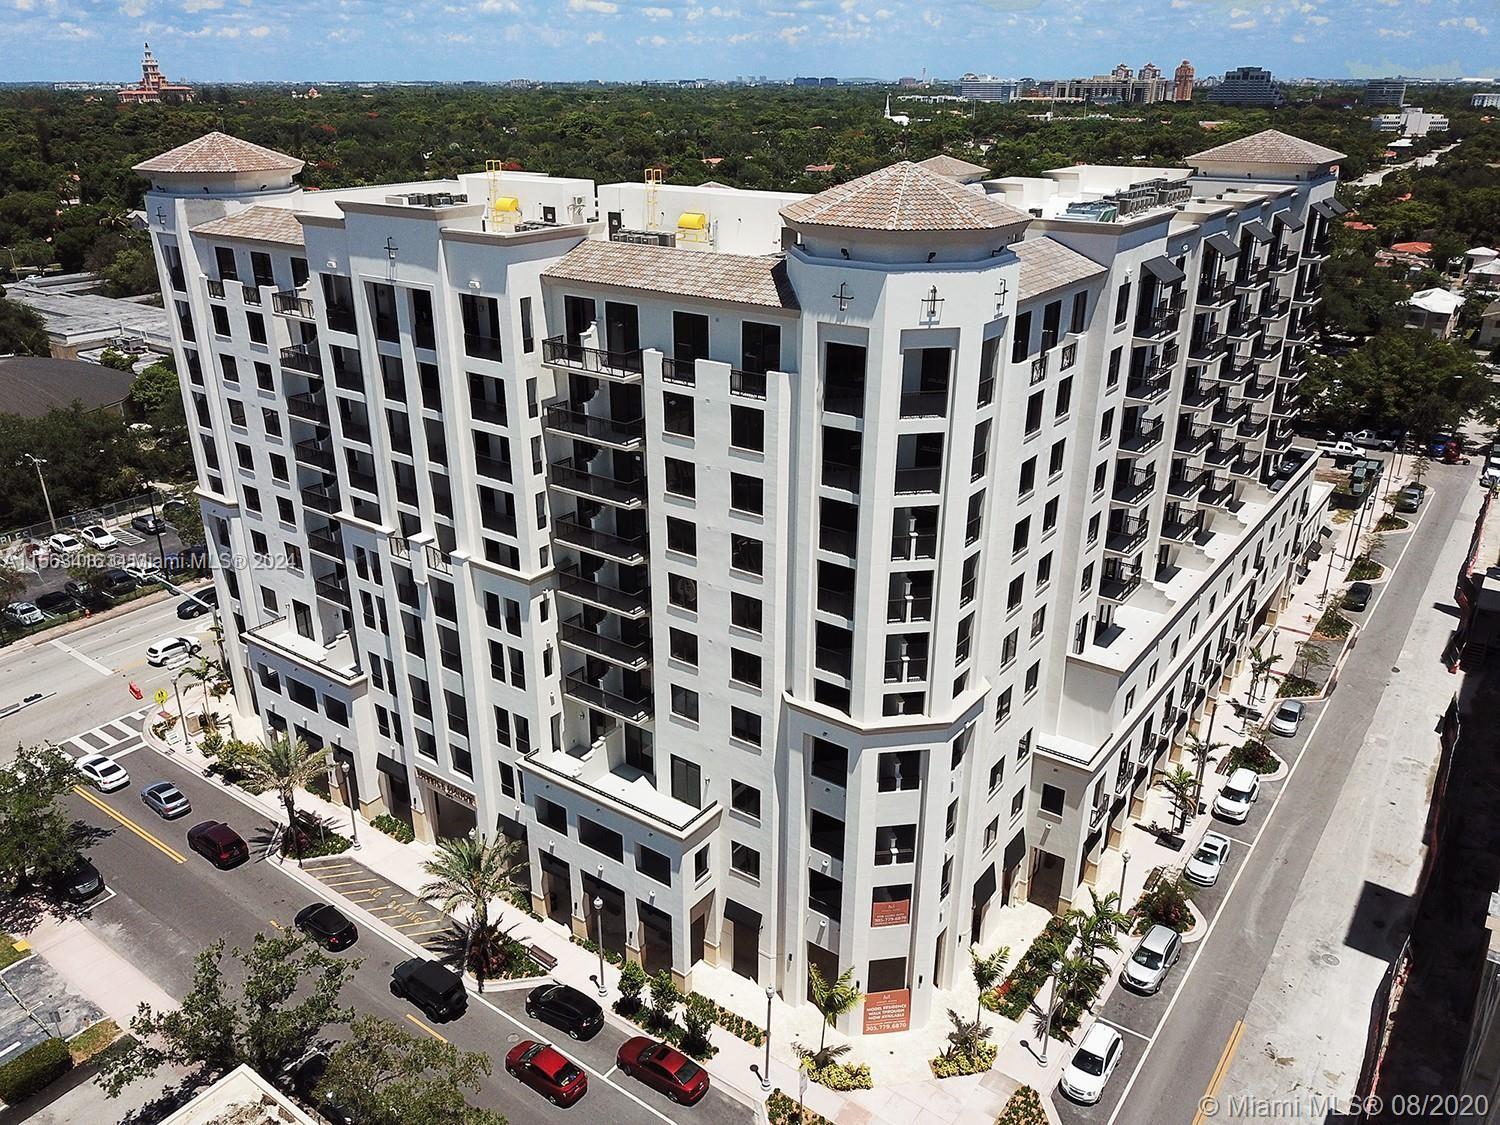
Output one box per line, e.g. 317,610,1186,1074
0,1037,72,1105
992,915,1075,1020
930,1041,997,1078
996,1085,1048,1125
371,813,414,843
804,1060,872,1090
713,1001,765,1046
768,1089,834,1125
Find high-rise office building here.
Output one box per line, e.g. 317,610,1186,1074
1364,79,1407,107
1209,66,1284,107
138,126,1340,1037
1174,60,1196,103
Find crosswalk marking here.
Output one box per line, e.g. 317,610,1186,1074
58,708,150,761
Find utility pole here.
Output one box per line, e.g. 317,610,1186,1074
18,454,57,530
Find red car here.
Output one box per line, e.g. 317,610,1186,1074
186,821,249,868
505,1040,588,1107
616,1036,710,1104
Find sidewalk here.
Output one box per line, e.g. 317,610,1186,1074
23,914,177,1029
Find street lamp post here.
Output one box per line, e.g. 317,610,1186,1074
340,761,360,849
1194,701,1218,814
1120,849,1131,905
18,454,57,531
592,896,607,997
145,490,167,567
170,672,191,754
762,984,774,1090
1039,959,1063,1064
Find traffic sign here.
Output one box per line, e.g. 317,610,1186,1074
153,689,169,707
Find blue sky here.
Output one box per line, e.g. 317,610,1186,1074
1,0,1494,82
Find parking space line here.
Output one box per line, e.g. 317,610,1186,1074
323,877,382,890
603,1065,618,1079
1096,1018,1153,1043
71,786,186,863
404,1014,447,1043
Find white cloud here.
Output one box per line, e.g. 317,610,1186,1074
1291,31,1306,41
118,0,145,15
567,0,617,11
776,21,806,43
585,28,603,41
921,8,940,26
54,19,96,36
1439,15,1487,35
246,22,268,35
1305,13,1328,24
641,5,670,15
1230,17,1256,28
479,0,519,10
637,32,668,44
182,0,222,10
1376,26,1410,38
442,30,473,41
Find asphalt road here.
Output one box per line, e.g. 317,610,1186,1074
0,589,217,757
1056,461,1470,1124
57,726,753,1125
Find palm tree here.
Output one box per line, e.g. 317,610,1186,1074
420,832,526,991
1247,644,1282,703
1181,730,1225,814
1072,889,1130,966
805,963,863,1066
969,945,1010,1024
175,656,218,727
1156,764,1198,834
236,734,329,856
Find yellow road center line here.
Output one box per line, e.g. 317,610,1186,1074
72,786,186,863
405,1014,447,1042
1192,1020,1245,1125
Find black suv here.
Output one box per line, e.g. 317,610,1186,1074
391,958,466,1021
525,982,605,1040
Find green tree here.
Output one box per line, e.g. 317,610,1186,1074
98,348,137,372
420,832,525,990
1247,644,1283,703
129,360,180,415
1071,889,1130,966
0,289,47,356
617,958,647,1013
1156,764,1198,834
99,932,355,1097
1181,728,1226,813
175,656,223,726
682,992,716,1054
0,561,26,606
314,1013,505,1125
942,1008,992,1061
647,969,682,1033
969,945,1010,1024
803,963,863,1066
235,734,329,857
0,745,90,891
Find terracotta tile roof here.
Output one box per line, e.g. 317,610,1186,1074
1187,129,1346,167
1012,238,1107,301
780,161,1030,232
917,154,990,181
543,240,798,310
134,131,303,175
191,206,306,247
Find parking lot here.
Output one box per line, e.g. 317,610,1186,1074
302,857,456,953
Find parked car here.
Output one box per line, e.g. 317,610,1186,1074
4,602,43,627
49,856,105,904
1185,831,1232,887
1316,439,1361,461
45,532,83,555
390,958,466,1022
526,982,604,1041
186,821,249,868
505,1040,588,1107
79,525,120,551
1058,1021,1124,1105
1121,924,1182,994
146,636,202,666
281,1050,355,1125
1345,430,1396,451
98,568,139,598
616,1036,710,1104
140,780,192,819
1395,485,1425,513
177,589,218,619
34,590,80,616
76,753,129,793
294,903,358,951
1344,582,1373,612
131,514,166,534
1269,699,1305,737
1213,767,1261,824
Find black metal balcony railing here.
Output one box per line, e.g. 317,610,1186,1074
886,593,934,624
1189,332,1226,361
1100,567,1142,604
1198,477,1236,508
273,291,314,318
558,568,649,619
1113,469,1157,505
1162,507,1204,542
822,462,860,492
1230,453,1263,478
1119,419,1164,455
1197,276,1233,305
242,285,262,306
280,344,324,377
1106,517,1149,555
206,278,226,300
1125,376,1168,404
562,674,653,722
315,574,350,606
894,467,942,495
1267,425,1295,451
543,406,645,448
816,646,854,678
464,333,504,362
883,658,930,684
1167,470,1205,499
294,439,335,472
541,336,643,378
474,454,513,483
554,516,648,564
661,356,697,386
286,391,329,424
1176,424,1212,454
302,484,341,514
899,391,948,418
1204,441,1235,468
560,616,651,670
818,584,856,617
306,528,343,557
549,464,646,508
480,507,517,536
731,368,769,399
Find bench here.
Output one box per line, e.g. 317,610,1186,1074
528,944,558,972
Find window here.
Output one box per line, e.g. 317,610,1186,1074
731,534,763,576
578,817,624,862
1040,783,1066,816
731,648,762,689
668,573,697,610
666,516,697,556
731,781,761,819
1037,552,1053,587
1114,281,1132,325
731,707,762,745
984,816,1000,850
1025,661,1041,693
1011,311,1032,363
731,593,762,632
945,799,959,840
810,738,848,785
519,296,534,353
637,845,671,885
1011,789,1025,818
971,419,990,480
1031,606,1046,638
730,406,764,452
1002,629,1018,666
1099,408,1115,443
1018,456,1037,497
1081,563,1095,592
1049,439,1066,476
1043,496,1059,533
730,473,764,515
731,843,761,880
664,457,696,498
1007,575,1024,611
663,392,694,437
1070,291,1088,334
670,685,699,722
995,686,1013,725
1025,390,1044,435
1087,513,1101,544
1012,517,1030,555
1107,346,1123,387
1055,376,1073,417
672,755,703,807
694,845,711,881
669,628,698,665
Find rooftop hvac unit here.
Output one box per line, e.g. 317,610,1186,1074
1156,182,1192,206
1064,200,1118,222
401,192,468,207
612,228,676,248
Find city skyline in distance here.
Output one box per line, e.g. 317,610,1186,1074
1,0,1495,85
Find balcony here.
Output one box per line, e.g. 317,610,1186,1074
294,439,335,472
1267,425,1295,451
302,484,341,514
1161,507,1203,542
1225,317,1257,343
315,573,351,607
1167,470,1205,499
1180,383,1214,411
1253,335,1285,362
661,356,696,386
1291,288,1322,308
347,468,379,496
1105,517,1149,556
464,333,505,362
474,454,513,483
893,467,943,495
899,391,948,418
206,278,225,300
555,516,647,565
1241,377,1274,402
563,674,653,723
558,568,649,619
1229,452,1263,478
1100,566,1142,604
1133,298,1184,342
1234,266,1270,292
550,464,646,509
470,396,506,425
1125,375,1168,404
1176,424,1213,455
1210,400,1247,428
1271,395,1301,421
280,344,324,377
480,506,517,536
1203,442,1235,469
1112,469,1157,506
242,285,262,306
1196,276,1233,306
1237,413,1268,440
541,336,643,381
731,368,769,399
306,527,343,558
287,391,329,424
342,417,372,444
1198,477,1238,510
1259,297,1291,322
1269,249,1299,274
332,360,363,393
816,646,854,678
273,290,315,319
543,406,644,450
560,616,651,671
1119,418,1164,456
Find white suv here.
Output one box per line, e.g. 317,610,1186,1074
1213,767,1261,823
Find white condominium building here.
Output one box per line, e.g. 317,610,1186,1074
138,126,1341,1037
